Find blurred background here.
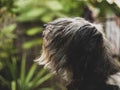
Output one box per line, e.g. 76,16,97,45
0,0,120,90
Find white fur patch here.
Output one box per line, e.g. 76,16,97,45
106,72,120,87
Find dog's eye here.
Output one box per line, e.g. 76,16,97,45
43,24,47,29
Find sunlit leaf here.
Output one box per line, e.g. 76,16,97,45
41,14,53,22
0,52,8,58
0,62,4,70
20,53,27,88
17,8,46,22
14,0,33,8
28,68,52,89
11,81,16,90
22,39,42,49
2,24,16,34
25,63,37,84
26,27,42,36
46,1,63,11
33,73,52,88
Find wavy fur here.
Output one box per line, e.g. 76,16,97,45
36,17,120,90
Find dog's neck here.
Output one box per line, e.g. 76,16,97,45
67,72,120,90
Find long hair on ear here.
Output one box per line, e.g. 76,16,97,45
35,17,120,86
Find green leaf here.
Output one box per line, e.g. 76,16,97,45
0,75,9,87
46,1,63,11
14,0,31,7
2,24,16,34
6,33,16,39
0,62,4,70
25,63,37,84
11,81,16,90
26,27,42,36
6,60,16,80
13,0,44,13
20,53,26,87
33,73,52,88
41,14,53,22
28,68,47,88
0,52,8,58
22,39,42,49
17,8,46,22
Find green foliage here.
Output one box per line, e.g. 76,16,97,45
0,24,16,58
26,27,42,36
17,54,53,90
0,22,52,90
0,0,15,12
12,0,65,22
22,27,43,49
0,54,53,90
22,39,42,49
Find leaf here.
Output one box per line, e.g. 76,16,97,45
41,12,66,22
0,52,8,58
22,39,42,49
6,33,16,39
11,81,16,90
16,8,46,22
26,27,42,36
2,24,16,34
41,14,53,22
46,1,63,11
20,53,26,87
13,0,43,13
33,73,52,88
0,62,4,70
25,63,37,84
0,75,9,87
28,68,47,88
14,0,33,9
6,60,16,80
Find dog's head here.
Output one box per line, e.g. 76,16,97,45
36,17,119,84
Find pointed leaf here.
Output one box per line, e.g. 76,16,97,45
26,27,42,36
25,63,37,84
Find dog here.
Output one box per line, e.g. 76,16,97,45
36,17,120,90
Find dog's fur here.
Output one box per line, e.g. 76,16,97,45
36,17,120,90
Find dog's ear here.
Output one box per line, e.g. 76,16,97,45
87,26,103,52
74,25,103,53
71,25,103,53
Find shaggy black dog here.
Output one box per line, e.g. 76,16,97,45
36,17,120,90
